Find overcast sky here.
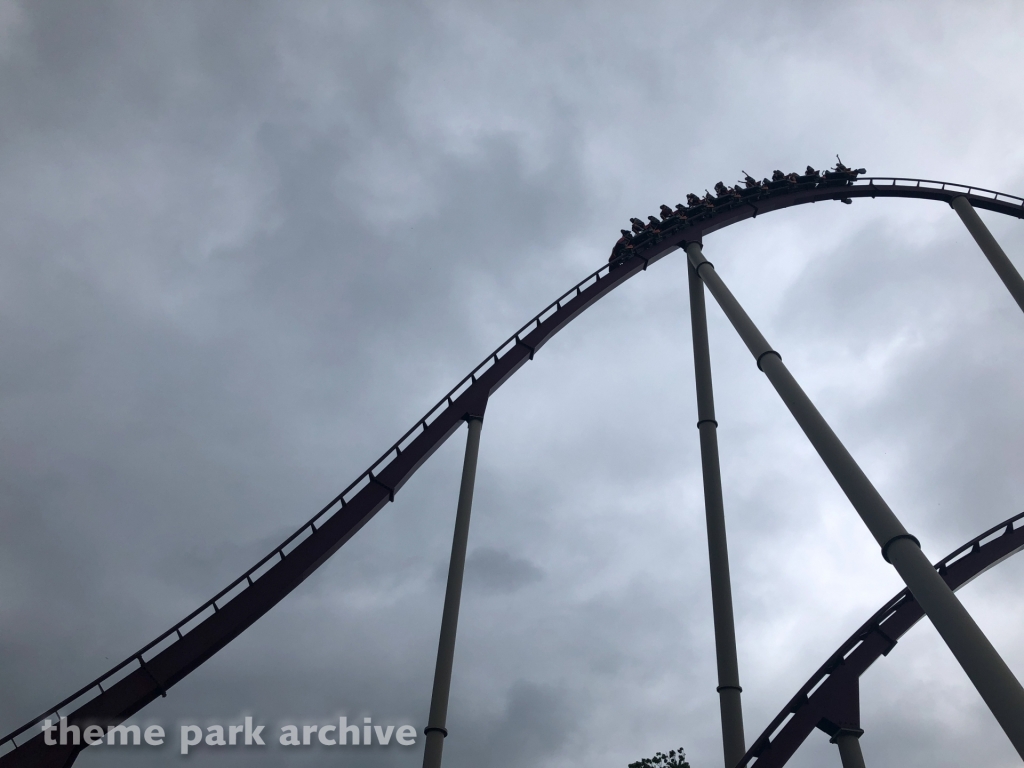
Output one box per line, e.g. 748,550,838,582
2,2,1024,767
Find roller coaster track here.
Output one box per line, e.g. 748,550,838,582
2,176,1022,767
739,509,1024,768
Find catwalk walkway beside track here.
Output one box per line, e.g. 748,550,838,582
2,176,1022,768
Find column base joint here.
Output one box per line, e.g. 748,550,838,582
829,727,864,744
756,350,782,371
881,533,921,563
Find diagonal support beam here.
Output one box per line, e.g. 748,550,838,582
422,414,485,768
687,262,745,768
684,241,1024,761
950,196,1024,315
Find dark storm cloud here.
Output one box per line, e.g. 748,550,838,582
451,547,543,594
2,2,1024,768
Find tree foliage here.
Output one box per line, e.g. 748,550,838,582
628,747,690,768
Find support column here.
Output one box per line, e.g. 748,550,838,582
422,415,484,768
683,241,1024,760
950,196,1024,315
830,729,867,768
688,260,745,768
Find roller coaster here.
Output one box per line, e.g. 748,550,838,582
3,167,1024,768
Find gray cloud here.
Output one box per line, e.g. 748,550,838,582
2,2,1024,768
448,547,543,594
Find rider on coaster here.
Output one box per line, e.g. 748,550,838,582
609,229,634,262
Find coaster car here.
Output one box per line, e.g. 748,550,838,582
766,169,795,190
822,156,867,184
711,183,740,207
795,165,821,185
613,160,866,263
737,173,765,198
